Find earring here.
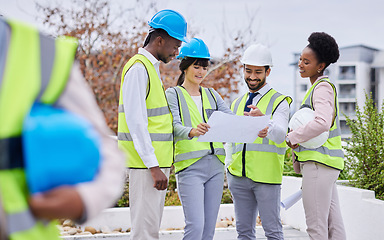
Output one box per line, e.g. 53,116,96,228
317,69,321,73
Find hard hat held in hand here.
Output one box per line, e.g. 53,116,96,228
241,44,273,67
148,9,188,42
289,108,329,149
23,103,101,194
177,38,210,60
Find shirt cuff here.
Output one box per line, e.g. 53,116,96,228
287,132,298,145
141,154,160,168
187,127,194,139
75,206,88,224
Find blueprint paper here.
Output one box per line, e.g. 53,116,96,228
281,189,303,210
197,111,269,143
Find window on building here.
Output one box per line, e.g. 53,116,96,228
340,120,351,135
300,84,307,91
370,68,378,105
339,66,356,80
339,102,356,116
338,84,356,99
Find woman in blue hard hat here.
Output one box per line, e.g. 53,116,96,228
165,38,233,240
286,32,346,240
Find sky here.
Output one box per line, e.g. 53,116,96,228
1,0,384,98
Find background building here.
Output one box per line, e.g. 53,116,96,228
292,45,384,139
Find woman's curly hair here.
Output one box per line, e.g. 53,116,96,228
307,32,339,68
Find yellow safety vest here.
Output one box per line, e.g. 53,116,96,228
170,86,225,173
117,54,173,168
0,19,77,240
293,78,344,170
228,89,292,184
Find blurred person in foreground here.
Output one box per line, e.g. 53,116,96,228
0,17,125,239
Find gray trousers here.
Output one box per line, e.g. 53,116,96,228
301,162,346,240
176,155,224,240
227,173,283,240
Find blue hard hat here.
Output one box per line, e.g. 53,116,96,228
177,38,210,60
148,9,188,42
22,103,101,194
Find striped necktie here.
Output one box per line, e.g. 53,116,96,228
244,92,258,112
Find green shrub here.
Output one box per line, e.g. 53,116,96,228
221,187,233,204
116,182,129,207
116,166,233,207
283,149,301,177
343,93,384,200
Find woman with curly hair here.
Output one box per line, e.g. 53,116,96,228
286,32,346,240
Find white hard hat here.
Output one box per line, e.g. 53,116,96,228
289,108,329,149
240,44,273,67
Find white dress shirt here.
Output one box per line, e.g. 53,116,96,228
251,83,290,144
121,48,161,168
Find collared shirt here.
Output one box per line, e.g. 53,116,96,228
287,76,335,145
249,83,290,144
122,48,161,168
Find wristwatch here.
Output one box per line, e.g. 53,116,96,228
285,135,290,144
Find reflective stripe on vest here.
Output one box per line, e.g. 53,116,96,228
234,143,287,155
293,78,344,170
0,19,77,239
0,170,60,239
117,54,173,168
118,104,170,117
171,86,225,173
118,132,173,142
228,88,292,184
7,209,35,234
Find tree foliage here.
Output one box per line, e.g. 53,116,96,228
36,0,149,132
343,93,384,200
35,0,260,133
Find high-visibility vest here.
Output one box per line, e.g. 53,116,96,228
170,86,225,173
228,89,292,184
293,78,344,170
117,54,173,168
0,19,77,240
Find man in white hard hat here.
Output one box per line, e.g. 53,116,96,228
227,44,292,240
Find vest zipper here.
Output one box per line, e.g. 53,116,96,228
201,88,215,155
242,144,246,177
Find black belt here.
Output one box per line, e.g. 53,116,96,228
0,137,24,170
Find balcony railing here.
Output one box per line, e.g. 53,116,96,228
338,93,356,99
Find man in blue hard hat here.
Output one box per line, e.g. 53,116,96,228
117,9,187,240
0,17,125,239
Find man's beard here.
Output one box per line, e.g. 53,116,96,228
158,53,173,64
246,78,265,91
